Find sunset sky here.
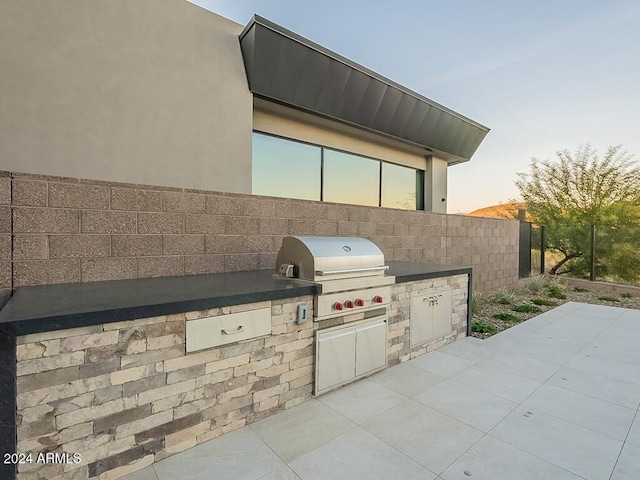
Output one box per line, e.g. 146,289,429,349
191,0,640,213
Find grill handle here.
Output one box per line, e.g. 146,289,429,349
315,265,389,276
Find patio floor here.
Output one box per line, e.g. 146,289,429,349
123,302,640,480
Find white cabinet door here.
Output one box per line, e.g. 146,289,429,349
316,327,356,393
410,295,433,347
355,318,387,377
410,288,453,347
432,289,453,338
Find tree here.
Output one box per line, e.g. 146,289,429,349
516,145,640,280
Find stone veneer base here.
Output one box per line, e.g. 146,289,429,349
12,272,468,480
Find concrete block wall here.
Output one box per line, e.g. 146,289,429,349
388,275,468,366
15,295,314,480
3,171,519,302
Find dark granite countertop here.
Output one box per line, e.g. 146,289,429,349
0,270,318,336
0,262,471,336
388,261,472,283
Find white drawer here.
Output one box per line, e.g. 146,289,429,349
186,307,271,352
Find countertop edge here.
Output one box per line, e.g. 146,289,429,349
0,263,472,337
1,285,318,337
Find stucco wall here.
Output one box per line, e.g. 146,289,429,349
253,102,427,170
0,0,252,194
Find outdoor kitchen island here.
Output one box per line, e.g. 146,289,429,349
0,261,470,480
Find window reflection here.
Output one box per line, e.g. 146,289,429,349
252,132,321,201
252,132,425,210
381,162,424,210
323,149,380,207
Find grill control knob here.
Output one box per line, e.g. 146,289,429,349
373,295,383,304
344,300,355,309
355,299,365,307
333,302,344,311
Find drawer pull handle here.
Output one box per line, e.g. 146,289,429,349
221,325,245,335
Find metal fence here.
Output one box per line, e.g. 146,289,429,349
525,222,640,286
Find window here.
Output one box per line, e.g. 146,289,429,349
323,149,380,207
252,132,321,201
252,131,425,210
381,162,425,210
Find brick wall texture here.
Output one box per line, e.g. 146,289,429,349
3,171,519,301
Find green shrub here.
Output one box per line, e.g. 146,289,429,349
548,291,567,299
546,282,567,299
492,288,518,305
472,321,497,334
532,298,557,306
492,313,521,322
598,295,620,302
620,293,633,298
573,286,590,293
471,293,486,315
512,304,541,314
527,275,546,293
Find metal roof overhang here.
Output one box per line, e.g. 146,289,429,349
239,15,489,164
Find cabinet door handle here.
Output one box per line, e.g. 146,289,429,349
221,325,245,335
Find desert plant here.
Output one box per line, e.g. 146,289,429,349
512,304,541,314
620,292,633,298
573,286,590,292
598,295,620,302
471,292,486,315
492,288,518,305
532,298,557,306
546,282,567,299
516,144,640,279
492,313,521,322
527,275,547,293
472,321,497,334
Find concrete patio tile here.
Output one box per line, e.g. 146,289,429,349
496,340,577,365
440,435,584,480
249,399,355,462
369,362,445,397
120,466,159,480
414,379,517,432
362,399,483,474
626,415,640,447
436,337,496,363
548,314,614,333
410,351,475,378
481,332,519,350
318,378,406,424
516,330,592,353
523,384,636,441
583,340,640,366
154,427,282,480
258,466,301,480
490,407,623,480
611,441,640,480
565,352,640,385
572,302,626,317
476,350,560,382
289,427,436,480
612,310,640,331
451,364,542,403
547,367,640,410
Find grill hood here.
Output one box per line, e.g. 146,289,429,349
276,236,388,282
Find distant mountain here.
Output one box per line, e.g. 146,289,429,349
467,202,527,220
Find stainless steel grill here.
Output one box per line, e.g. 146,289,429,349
276,236,395,320
276,236,394,395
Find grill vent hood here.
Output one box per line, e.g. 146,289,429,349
276,236,387,282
